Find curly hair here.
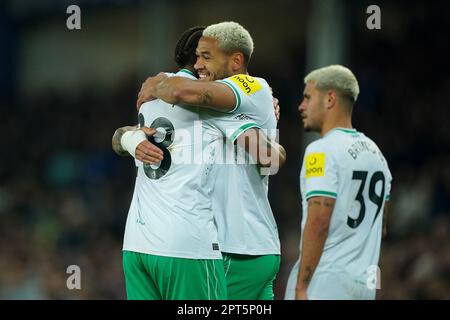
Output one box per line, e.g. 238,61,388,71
174,26,206,68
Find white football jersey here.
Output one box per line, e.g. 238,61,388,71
285,128,392,299
205,74,281,255
122,69,222,259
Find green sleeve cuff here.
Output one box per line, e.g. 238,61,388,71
218,80,241,113
305,190,338,200
230,122,261,142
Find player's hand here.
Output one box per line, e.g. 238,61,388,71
295,288,308,300
273,96,280,123
135,127,164,164
136,72,169,110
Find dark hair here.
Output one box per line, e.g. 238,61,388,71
174,26,205,68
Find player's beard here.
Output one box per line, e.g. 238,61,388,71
214,61,232,81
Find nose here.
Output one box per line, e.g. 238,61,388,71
194,58,204,72
298,100,306,113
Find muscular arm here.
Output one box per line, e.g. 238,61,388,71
235,128,286,174
144,75,236,112
112,125,137,156
296,196,335,299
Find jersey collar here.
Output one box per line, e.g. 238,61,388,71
325,127,358,137
178,68,196,77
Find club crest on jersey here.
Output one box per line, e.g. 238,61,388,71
305,153,325,178
229,74,262,95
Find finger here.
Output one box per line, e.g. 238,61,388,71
135,149,146,162
135,149,163,163
140,140,164,156
143,155,162,164
140,127,157,136
137,142,164,158
157,72,167,78
137,147,164,160
142,154,162,164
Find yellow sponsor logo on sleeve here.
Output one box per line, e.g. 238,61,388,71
229,74,262,95
305,153,325,178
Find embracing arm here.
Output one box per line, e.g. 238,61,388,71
235,128,286,174
112,125,137,156
140,73,236,112
296,196,335,299
112,125,163,163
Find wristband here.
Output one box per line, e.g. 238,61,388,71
120,130,147,158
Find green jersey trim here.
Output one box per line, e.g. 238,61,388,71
178,69,195,77
230,122,261,142
385,194,390,201
305,190,338,200
335,128,357,134
218,80,241,113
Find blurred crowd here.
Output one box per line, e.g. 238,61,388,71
1,1,449,299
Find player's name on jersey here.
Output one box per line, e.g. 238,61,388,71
347,140,378,160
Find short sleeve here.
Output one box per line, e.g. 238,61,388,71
303,141,338,201
206,112,261,143
209,74,269,143
217,74,264,114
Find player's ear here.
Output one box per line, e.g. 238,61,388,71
231,52,244,72
325,90,337,109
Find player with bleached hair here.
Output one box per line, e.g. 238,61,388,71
139,21,286,300
285,65,392,300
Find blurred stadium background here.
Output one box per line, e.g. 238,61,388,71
1,0,449,299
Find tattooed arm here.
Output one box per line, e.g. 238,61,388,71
112,125,137,156
137,72,236,112
296,196,335,300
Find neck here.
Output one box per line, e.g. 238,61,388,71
181,66,195,73
231,67,247,76
320,113,353,137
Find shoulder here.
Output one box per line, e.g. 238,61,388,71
303,138,339,171
305,138,331,154
219,74,270,96
174,69,197,80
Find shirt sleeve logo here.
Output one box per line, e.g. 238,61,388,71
234,113,251,121
229,74,262,95
305,153,325,178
